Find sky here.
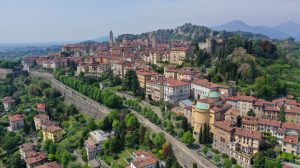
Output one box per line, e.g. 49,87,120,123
0,0,299,43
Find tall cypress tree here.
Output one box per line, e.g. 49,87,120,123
199,126,203,144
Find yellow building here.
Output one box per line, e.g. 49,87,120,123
136,70,162,88
169,47,188,64
285,108,300,125
191,90,228,135
42,125,64,142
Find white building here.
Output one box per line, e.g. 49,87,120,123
2,96,15,112
191,79,219,99
8,114,24,131
164,78,190,104
85,130,112,160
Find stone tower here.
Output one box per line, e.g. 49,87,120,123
151,32,156,50
109,30,114,46
207,30,216,54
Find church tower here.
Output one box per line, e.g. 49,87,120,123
109,30,114,46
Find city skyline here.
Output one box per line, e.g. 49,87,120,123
0,0,300,43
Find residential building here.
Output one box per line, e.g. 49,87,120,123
281,134,300,155
37,104,46,112
36,162,61,168
224,108,240,125
2,96,15,111
85,130,112,160
88,63,111,74
145,78,164,102
164,65,177,79
34,114,50,130
19,142,36,159
111,61,124,78
42,125,64,142
8,114,24,131
137,70,162,88
169,47,188,64
191,79,219,99
130,150,158,168
226,95,256,116
24,152,47,168
163,78,190,103
213,121,261,168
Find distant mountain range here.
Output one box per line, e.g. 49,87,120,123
0,36,109,49
211,20,300,41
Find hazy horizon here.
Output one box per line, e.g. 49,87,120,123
1,0,300,43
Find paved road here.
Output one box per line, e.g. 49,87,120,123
132,111,217,168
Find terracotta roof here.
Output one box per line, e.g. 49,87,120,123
37,104,46,109
225,108,240,116
283,135,299,145
285,107,300,114
2,96,14,103
192,79,219,89
258,119,281,127
273,98,300,106
137,70,158,76
171,47,188,52
132,151,158,168
36,162,60,168
24,152,47,165
34,114,49,120
214,121,234,132
227,95,256,102
164,78,190,87
8,114,24,122
211,104,231,113
235,128,262,140
45,125,63,133
264,107,279,112
282,122,300,131
242,119,257,125
19,142,35,152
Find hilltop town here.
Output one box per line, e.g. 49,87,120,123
1,23,300,168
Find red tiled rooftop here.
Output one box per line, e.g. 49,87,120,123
165,78,190,87
227,95,256,102
285,107,300,114
282,122,300,131
36,161,61,168
45,125,62,133
37,104,46,109
214,120,234,132
19,142,35,151
34,114,49,120
283,135,299,145
258,118,281,127
132,151,158,168
171,47,188,52
192,79,220,89
8,114,24,122
24,152,47,165
225,108,240,116
235,128,262,140
264,106,279,112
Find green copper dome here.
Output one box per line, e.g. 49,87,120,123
206,90,220,99
196,102,209,110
